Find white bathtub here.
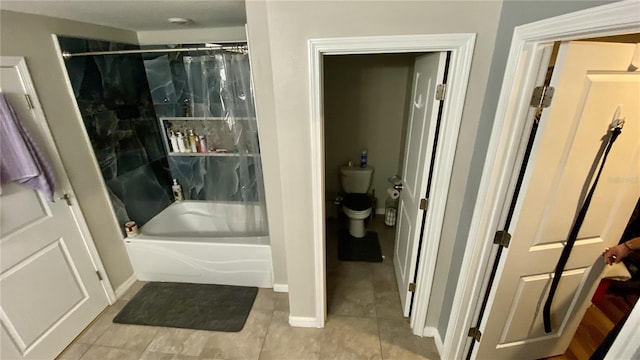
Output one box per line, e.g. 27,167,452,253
124,201,273,288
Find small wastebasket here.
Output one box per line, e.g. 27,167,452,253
384,197,398,226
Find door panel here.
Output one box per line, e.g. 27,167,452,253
394,52,447,316
500,268,585,344
1,58,108,360
476,42,640,359
0,182,51,237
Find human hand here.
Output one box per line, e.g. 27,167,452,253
603,244,631,265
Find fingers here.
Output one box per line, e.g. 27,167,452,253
602,247,619,265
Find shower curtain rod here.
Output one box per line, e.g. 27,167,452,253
61,45,248,60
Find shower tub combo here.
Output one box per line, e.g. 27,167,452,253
125,201,273,288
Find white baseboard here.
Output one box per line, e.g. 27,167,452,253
289,315,323,328
114,274,137,300
273,283,289,293
423,326,443,357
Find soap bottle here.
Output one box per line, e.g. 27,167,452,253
188,129,198,153
198,135,207,153
168,130,179,153
360,148,368,168
172,179,184,201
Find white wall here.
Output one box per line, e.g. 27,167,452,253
137,25,247,45
0,10,137,290
245,1,289,288
246,0,503,319
324,54,414,206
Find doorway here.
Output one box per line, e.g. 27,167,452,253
447,1,640,358
322,52,436,325
307,34,476,338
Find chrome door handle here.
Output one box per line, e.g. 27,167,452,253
393,183,403,191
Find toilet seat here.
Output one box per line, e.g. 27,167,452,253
342,193,372,211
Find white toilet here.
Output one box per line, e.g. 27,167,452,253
340,165,374,238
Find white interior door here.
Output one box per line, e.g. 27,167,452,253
394,52,447,316
475,42,640,359
1,57,109,360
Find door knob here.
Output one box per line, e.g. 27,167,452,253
393,183,404,191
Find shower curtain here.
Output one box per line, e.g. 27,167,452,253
155,51,268,235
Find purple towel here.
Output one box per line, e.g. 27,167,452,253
0,92,55,201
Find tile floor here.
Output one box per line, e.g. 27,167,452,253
57,215,439,360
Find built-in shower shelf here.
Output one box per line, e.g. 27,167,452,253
168,152,260,157
162,117,255,121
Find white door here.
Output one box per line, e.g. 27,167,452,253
394,52,447,316
1,57,109,360
475,42,640,359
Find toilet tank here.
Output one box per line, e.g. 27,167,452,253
340,166,374,193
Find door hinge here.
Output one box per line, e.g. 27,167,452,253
468,327,482,342
419,198,428,211
530,86,554,108
493,230,512,248
408,282,416,292
96,271,103,281
60,194,72,206
24,94,35,109
435,84,446,101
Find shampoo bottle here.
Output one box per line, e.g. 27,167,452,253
172,179,184,201
188,129,198,153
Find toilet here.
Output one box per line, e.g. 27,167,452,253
340,165,374,238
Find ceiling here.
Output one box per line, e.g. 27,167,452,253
0,0,247,31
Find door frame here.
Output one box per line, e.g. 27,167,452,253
307,33,476,338
446,1,640,359
0,56,116,303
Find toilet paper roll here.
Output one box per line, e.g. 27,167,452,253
387,187,400,200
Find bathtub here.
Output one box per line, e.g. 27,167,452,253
124,201,273,288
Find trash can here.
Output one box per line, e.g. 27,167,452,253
384,197,398,226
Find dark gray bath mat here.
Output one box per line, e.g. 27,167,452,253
337,229,383,262
113,282,258,332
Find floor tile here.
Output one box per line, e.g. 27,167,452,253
378,318,440,360
199,307,271,360
78,345,139,360
139,351,199,360
75,300,127,344
320,316,382,360
93,323,159,351
145,327,209,356
274,292,290,313
259,311,322,360
327,272,376,317
120,281,146,301
371,266,404,320
253,288,277,312
56,342,90,360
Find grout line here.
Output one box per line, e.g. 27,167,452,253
256,298,276,360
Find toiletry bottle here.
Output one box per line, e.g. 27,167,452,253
183,130,191,153
188,129,198,153
172,179,184,201
360,148,368,168
169,130,179,153
198,135,207,153
176,132,187,153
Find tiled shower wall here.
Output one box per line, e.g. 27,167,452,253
58,37,172,228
